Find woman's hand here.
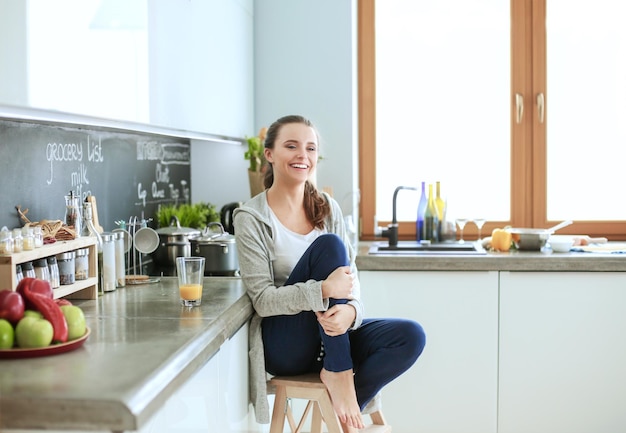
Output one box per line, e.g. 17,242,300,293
316,304,356,336
321,266,354,299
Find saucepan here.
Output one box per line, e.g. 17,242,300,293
509,220,573,251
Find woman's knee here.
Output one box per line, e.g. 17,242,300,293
398,320,426,362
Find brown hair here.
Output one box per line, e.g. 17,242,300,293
263,115,330,229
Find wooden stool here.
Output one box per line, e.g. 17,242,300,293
268,373,391,433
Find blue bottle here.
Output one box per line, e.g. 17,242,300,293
416,181,427,241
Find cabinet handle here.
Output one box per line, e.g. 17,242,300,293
537,92,545,123
515,93,524,124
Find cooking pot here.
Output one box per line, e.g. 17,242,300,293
220,202,241,235
151,216,201,267
510,220,573,251
190,222,239,276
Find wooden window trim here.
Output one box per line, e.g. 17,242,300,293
358,0,626,241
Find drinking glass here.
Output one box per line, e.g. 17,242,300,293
473,218,486,241
455,218,468,243
176,257,205,307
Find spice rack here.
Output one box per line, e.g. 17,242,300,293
0,237,98,300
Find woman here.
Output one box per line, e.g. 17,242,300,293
233,115,425,431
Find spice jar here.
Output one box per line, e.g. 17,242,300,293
101,233,116,292
56,251,76,285
22,261,36,278
22,227,35,251
75,248,90,281
12,228,23,253
47,256,60,289
33,226,44,248
15,264,23,285
114,231,126,287
0,227,13,255
33,258,51,283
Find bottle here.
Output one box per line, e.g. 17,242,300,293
435,181,446,241
56,252,76,285
101,233,116,293
22,261,36,278
416,182,427,241
421,183,439,243
82,202,103,294
22,227,35,251
75,248,89,281
65,191,82,236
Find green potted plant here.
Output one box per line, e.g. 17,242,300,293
245,127,267,197
155,202,219,230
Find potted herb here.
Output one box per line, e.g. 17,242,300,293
245,127,267,197
155,202,219,230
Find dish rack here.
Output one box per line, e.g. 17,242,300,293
0,237,98,299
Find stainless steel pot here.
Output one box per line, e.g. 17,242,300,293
190,222,239,276
151,216,201,267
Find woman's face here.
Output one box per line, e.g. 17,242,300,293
265,122,319,186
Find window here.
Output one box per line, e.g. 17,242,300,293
359,0,626,241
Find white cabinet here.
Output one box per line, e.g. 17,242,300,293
140,324,257,433
499,272,626,433
359,271,499,433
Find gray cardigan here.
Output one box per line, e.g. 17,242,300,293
233,191,364,424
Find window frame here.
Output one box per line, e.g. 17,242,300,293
358,0,626,241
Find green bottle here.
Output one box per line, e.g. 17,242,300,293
421,183,439,243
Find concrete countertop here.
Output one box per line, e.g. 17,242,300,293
0,277,253,432
356,242,626,272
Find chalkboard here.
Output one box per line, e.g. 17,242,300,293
0,119,191,231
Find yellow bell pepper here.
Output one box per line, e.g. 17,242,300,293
491,228,512,252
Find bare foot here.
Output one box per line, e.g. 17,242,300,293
320,368,364,429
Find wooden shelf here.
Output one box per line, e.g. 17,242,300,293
0,237,98,299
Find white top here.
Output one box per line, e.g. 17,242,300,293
269,208,324,285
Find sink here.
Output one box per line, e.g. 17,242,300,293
369,241,487,255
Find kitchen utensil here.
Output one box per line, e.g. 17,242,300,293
133,227,159,254
190,222,239,276
220,202,242,235
510,220,573,251
549,235,575,253
151,216,201,267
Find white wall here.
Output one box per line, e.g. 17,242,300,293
253,0,360,219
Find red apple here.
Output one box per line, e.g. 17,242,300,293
16,278,53,310
0,289,25,325
55,298,73,307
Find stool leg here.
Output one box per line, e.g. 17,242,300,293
370,409,388,425
270,386,288,433
316,393,343,433
310,402,323,433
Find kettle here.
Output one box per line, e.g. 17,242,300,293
220,202,242,234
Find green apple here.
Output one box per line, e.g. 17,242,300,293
15,316,53,348
0,318,14,349
60,305,86,341
23,310,44,319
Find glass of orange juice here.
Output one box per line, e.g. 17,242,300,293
175,256,205,306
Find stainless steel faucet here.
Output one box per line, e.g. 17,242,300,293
378,185,418,247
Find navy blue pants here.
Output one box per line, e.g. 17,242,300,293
262,233,426,410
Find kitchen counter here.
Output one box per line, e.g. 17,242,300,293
0,277,253,432
356,242,626,272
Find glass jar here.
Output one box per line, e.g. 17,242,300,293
101,233,116,292
22,227,35,251
114,231,126,287
75,248,89,281
0,227,13,255
33,258,51,283
12,228,23,253
33,226,44,248
64,191,82,236
15,264,23,285
22,261,36,278
47,256,60,289
56,251,76,285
